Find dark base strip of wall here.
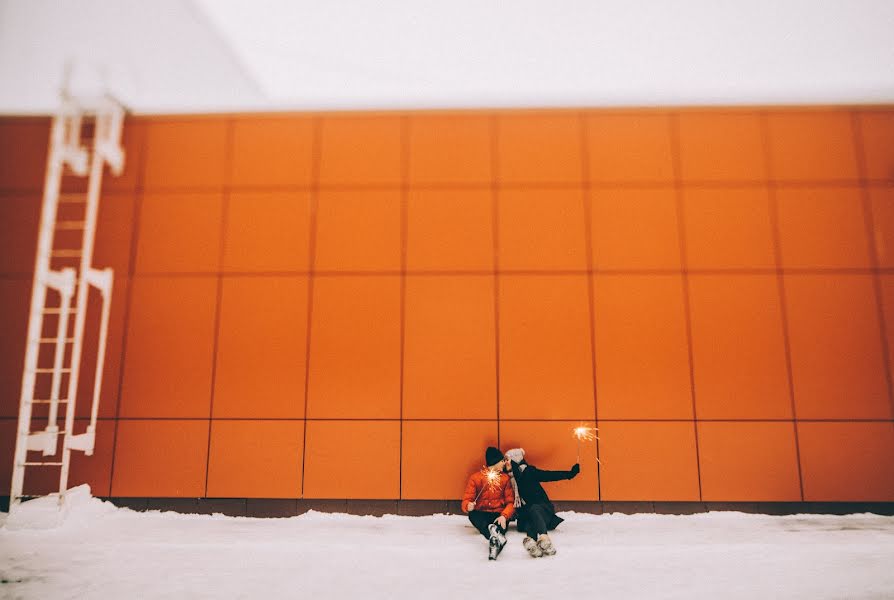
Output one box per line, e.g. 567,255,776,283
3,497,893,517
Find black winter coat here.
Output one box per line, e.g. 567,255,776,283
510,462,577,532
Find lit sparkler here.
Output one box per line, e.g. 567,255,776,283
573,424,600,464
473,467,503,502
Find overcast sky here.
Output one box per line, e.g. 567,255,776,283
2,0,893,113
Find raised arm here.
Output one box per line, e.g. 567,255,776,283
529,464,580,483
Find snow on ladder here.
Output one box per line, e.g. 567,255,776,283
9,91,125,514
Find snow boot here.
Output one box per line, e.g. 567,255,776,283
523,536,543,558
488,524,507,560
537,533,556,556
488,523,507,547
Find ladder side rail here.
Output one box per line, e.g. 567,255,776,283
10,111,70,509
59,100,124,491
80,270,113,456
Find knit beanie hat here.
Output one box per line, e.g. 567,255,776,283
504,448,525,464
485,446,504,467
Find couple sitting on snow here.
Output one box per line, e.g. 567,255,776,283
462,446,580,560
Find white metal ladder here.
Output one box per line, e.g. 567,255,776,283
9,93,125,512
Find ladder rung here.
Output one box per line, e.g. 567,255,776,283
50,250,82,257
28,399,70,404
54,221,86,230
29,368,72,373
42,307,78,314
19,426,66,433
20,462,64,466
29,337,75,344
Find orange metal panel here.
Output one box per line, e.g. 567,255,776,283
590,187,680,270
119,277,217,418
869,187,894,268
498,188,588,271
213,276,308,418
406,189,494,272
143,119,228,189
677,112,766,182
683,187,776,269
401,420,498,499
500,420,600,501
93,194,137,274
206,420,304,498
57,418,117,497
497,114,582,184
303,420,400,498
230,116,314,187
698,421,801,501
0,195,40,275
135,193,223,273
314,189,401,271
403,275,496,419
585,113,674,183
319,116,402,185
878,274,894,385
408,114,491,184
0,277,33,417
858,111,894,182
598,421,700,501
593,274,693,419
111,419,209,497
498,274,595,420
75,277,129,419
784,274,890,419
306,276,401,418
798,421,894,501
0,420,14,492
223,191,312,272
776,187,871,268
766,111,859,181
688,275,791,419
0,119,48,191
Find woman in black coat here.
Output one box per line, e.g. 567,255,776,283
504,447,580,558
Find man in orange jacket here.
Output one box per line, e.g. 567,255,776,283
462,446,516,560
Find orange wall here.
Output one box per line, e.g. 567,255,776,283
1,107,893,503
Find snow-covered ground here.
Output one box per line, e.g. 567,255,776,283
2,487,893,600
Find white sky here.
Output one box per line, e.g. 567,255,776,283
1,0,893,114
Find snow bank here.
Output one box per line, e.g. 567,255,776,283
2,489,893,599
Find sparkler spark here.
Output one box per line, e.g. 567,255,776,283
573,425,599,442
473,467,503,502
572,423,601,464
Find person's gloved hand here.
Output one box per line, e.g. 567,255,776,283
570,463,580,478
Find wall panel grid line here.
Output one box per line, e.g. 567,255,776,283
202,119,235,496
14,417,892,422
106,118,149,499
300,117,324,497
759,110,806,501
579,110,603,499
14,178,882,196
669,113,704,501
490,114,502,447
850,112,894,419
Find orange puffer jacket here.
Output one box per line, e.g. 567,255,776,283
462,469,516,520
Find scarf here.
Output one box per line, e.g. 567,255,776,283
509,462,527,508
